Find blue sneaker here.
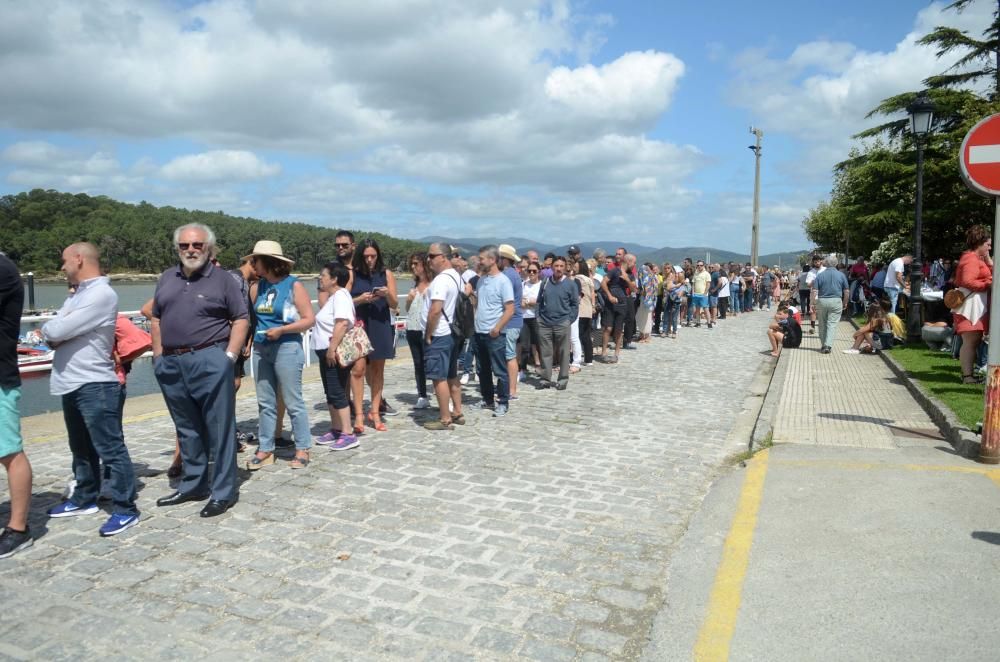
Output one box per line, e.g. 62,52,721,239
493,404,508,417
47,501,99,518
99,513,139,537
315,430,341,446
330,434,359,451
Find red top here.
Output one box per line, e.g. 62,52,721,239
955,250,992,292
849,262,868,280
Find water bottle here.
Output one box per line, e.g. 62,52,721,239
283,299,299,323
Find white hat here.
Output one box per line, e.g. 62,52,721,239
242,240,294,264
498,243,520,262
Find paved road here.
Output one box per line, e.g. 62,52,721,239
0,312,772,660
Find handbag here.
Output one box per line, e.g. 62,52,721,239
335,320,374,368
943,288,966,310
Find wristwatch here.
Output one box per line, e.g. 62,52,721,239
225,351,238,362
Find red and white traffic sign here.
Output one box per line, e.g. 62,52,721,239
960,113,1000,196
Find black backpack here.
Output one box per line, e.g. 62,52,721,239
442,273,475,340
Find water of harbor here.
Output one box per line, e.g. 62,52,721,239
20,279,412,418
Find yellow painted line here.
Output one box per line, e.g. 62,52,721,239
770,458,1000,480
694,449,770,662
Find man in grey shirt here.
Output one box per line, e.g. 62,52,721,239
42,242,139,537
537,256,580,390
812,254,850,354
152,223,248,518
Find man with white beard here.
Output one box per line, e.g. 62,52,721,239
150,224,249,518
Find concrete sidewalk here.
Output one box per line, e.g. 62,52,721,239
647,320,1000,661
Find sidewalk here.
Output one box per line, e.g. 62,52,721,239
646,320,1000,661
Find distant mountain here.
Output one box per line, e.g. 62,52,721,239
421,235,807,268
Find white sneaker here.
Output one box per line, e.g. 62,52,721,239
842,349,860,354
414,396,430,409
517,371,526,382
460,373,470,385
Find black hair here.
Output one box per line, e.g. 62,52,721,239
324,261,350,287
352,238,385,275
256,255,291,279
576,259,590,277
335,230,355,242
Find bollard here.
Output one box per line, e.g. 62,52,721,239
26,272,35,312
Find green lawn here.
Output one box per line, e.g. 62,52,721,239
886,344,984,430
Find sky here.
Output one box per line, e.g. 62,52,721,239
0,0,993,254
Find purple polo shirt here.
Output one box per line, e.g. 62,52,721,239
153,262,248,349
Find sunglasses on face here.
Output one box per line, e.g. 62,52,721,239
335,242,351,248
178,242,205,251
527,269,539,273
427,252,442,259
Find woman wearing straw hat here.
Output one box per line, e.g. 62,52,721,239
243,241,316,470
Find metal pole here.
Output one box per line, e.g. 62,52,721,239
750,128,763,266
26,272,35,312
907,138,925,342
980,198,1000,463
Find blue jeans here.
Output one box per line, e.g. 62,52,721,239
253,341,311,451
885,287,900,313
474,332,509,406
731,289,742,313
743,289,754,312
460,334,477,375
663,299,680,334
62,382,138,516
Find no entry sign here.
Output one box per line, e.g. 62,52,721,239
960,113,1000,196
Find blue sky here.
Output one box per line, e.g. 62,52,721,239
0,1,991,254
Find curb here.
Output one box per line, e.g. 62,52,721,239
850,320,982,458
750,353,783,450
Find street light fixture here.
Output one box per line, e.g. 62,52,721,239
749,127,763,267
905,90,934,342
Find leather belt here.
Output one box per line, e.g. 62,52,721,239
161,341,226,356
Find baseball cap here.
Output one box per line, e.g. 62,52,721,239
567,245,581,255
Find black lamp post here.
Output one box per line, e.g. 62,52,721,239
906,90,934,342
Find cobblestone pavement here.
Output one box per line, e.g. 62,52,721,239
772,321,940,448
0,312,772,660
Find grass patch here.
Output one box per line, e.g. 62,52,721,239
885,344,983,430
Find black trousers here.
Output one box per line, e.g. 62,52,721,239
519,318,541,369
578,317,594,364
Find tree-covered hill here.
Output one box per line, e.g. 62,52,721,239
0,189,427,274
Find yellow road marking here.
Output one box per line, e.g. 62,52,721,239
694,449,770,662
770,458,1000,480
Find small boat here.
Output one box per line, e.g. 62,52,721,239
18,344,54,375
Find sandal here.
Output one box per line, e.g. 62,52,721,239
246,452,274,471
367,412,387,432
452,413,466,426
962,374,985,385
290,452,310,469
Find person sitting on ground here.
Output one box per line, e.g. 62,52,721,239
844,302,888,354
766,305,801,357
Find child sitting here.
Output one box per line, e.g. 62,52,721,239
844,302,888,354
767,305,802,357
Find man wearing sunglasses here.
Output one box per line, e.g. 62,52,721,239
150,224,249,518
422,243,464,429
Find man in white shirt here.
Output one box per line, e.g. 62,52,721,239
883,254,912,313
42,243,139,537
423,243,464,430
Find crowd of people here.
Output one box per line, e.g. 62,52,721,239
9,222,987,557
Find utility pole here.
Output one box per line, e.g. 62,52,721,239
749,127,763,266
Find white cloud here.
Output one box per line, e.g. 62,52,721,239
160,150,281,182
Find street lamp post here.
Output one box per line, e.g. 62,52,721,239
906,91,934,343
749,127,763,266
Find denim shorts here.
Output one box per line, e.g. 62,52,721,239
708,295,719,308
504,328,521,360
0,386,22,458
424,334,454,381
691,294,709,308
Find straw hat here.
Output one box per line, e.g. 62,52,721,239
242,240,294,264
498,243,520,262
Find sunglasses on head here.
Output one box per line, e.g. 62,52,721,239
178,242,205,251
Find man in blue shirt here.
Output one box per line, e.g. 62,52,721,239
473,245,515,417
498,244,523,400
812,254,850,354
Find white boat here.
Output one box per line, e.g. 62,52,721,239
17,345,54,375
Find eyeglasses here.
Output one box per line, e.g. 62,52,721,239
335,242,351,248
177,242,205,251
